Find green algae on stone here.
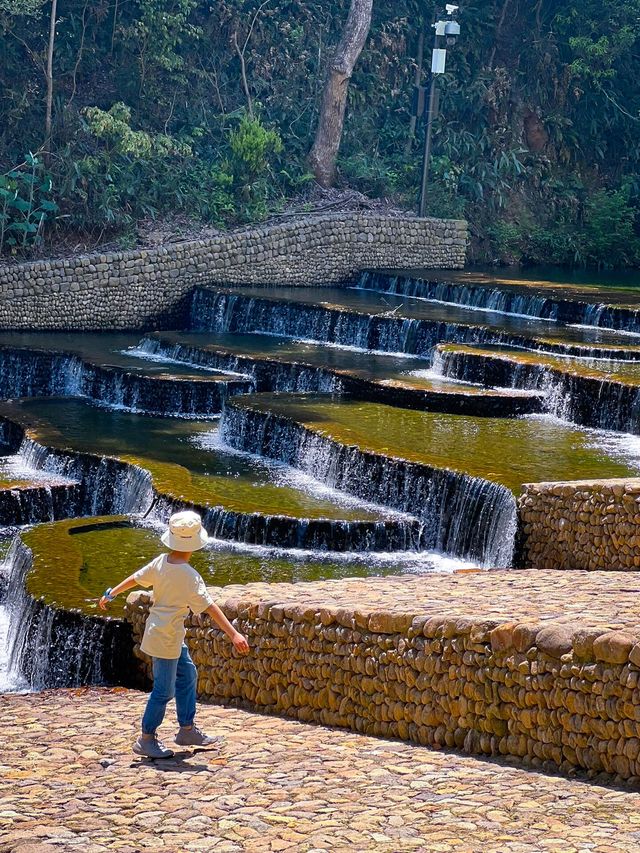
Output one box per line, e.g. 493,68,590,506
418,268,640,304
0,398,387,522
19,516,437,618
230,393,639,494
437,343,640,386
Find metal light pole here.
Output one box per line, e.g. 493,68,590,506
418,5,461,218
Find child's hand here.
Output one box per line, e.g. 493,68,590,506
98,595,111,611
232,631,250,655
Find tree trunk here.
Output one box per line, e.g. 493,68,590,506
308,0,373,187
44,0,57,149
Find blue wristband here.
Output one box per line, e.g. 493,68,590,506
103,587,115,602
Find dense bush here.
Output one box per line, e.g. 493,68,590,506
0,153,58,254
47,108,284,238
487,183,640,269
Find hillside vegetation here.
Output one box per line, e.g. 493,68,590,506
1,0,639,267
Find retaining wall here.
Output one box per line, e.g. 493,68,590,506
126,573,640,781
517,478,640,570
0,214,467,330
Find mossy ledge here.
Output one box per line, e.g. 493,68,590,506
221,397,517,567
0,412,419,552
6,536,141,690
361,269,640,330
0,344,252,418
437,344,640,434
193,287,640,361
142,334,543,417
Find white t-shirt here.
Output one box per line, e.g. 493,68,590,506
134,554,214,659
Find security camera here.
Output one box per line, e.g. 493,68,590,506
445,4,459,14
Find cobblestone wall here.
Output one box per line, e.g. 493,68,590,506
125,574,640,781
0,214,467,330
518,478,640,570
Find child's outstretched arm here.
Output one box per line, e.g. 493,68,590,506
99,574,139,610
204,602,250,655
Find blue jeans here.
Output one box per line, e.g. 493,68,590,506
141,644,197,735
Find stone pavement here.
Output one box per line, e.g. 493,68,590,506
2,689,640,853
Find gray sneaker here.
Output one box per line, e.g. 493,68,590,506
174,725,225,747
133,735,174,759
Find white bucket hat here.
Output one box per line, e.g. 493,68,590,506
161,510,209,552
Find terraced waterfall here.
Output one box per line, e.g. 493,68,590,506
2,269,640,690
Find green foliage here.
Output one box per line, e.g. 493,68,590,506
338,153,406,197
82,104,192,159
122,0,201,105
227,114,283,221
487,182,640,268
1,0,639,266
0,153,58,255
49,109,284,233
53,105,235,234
582,183,640,267
0,0,43,16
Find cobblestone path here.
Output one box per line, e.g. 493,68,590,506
1,689,640,853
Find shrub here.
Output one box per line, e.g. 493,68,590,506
0,153,58,255
227,114,283,221
582,183,640,267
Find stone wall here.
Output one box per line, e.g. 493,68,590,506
0,214,467,330
126,573,640,781
517,478,640,570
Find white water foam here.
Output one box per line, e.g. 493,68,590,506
140,514,478,573
89,397,222,421
567,323,640,339
0,454,77,486
203,537,478,573
238,329,427,361
405,367,484,387
190,427,416,520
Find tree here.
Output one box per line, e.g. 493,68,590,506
307,0,373,187
44,0,56,147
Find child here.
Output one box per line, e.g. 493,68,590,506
99,509,250,759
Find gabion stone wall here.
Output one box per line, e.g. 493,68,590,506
0,214,467,330
126,573,640,781
518,479,640,570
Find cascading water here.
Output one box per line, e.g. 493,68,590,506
436,347,640,434
190,287,631,361
6,271,640,696
0,345,251,418
356,271,559,322
0,349,84,398
220,403,516,567
17,437,153,517
3,538,135,690
134,337,341,395
357,270,640,334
